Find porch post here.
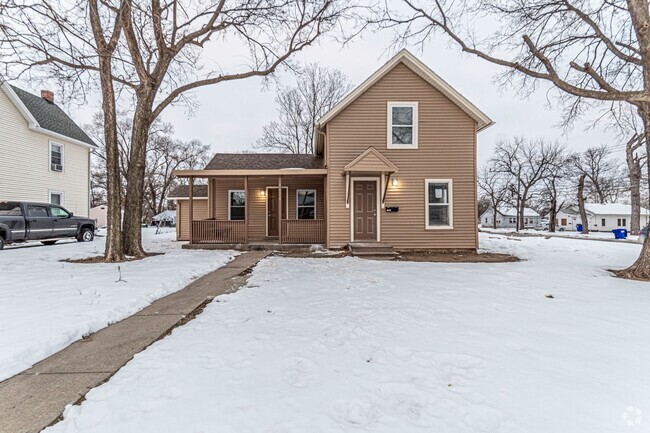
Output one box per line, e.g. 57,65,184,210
244,175,249,244
188,176,194,243
278,174,283,244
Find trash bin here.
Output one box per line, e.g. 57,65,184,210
576,224,583,232
613,228,628,240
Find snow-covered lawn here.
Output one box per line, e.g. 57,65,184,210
46,234,650,433
481,226,640,242
0,228,236,382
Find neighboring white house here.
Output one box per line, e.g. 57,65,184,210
480,207,542,229
0,81,96,217
556,203,650,232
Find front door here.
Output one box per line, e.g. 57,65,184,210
354,180,377,241
25,204,53,239
267,188,288,237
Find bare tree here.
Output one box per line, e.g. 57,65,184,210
625,134,646,233
491,138,563,230
538,146,569,233
255,63,352,154
576,174,590,234
377,0,650,278
1,0,353,259
478,164,510,229
570,146,625,204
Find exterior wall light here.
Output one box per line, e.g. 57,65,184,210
260,190,266,197
392,178,398,187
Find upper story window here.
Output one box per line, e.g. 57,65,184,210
387,102,418,149
50,142,64,172
297,189,316,219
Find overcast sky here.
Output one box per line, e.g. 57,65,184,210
55,25,622,166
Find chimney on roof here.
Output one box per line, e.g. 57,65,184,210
41,90,54,104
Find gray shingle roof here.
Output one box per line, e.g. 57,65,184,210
10,85,96,147
168,184,208,198
205,153,324,170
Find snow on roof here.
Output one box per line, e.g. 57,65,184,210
583,203,650,215
152,210,176,221
497,207,540,217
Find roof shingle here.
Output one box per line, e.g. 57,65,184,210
10,85,96,147
204,153,324,171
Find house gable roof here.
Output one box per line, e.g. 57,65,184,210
316,49,494,132
0,82,96,148
344,147,398,173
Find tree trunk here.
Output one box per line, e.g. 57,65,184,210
549,198,557,233
577,173,589,234
620,107,650,279
97,54,123,262
121,96,153,258
492,207,498,229
626,139,642,234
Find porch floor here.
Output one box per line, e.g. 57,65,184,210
183,242,326,252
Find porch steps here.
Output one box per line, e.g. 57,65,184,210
348,242,397,260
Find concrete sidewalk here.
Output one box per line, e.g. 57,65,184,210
0,250,269,433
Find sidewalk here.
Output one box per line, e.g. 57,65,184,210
0,250,269,433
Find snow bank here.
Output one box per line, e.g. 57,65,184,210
46,234,650,432
0,228,236,381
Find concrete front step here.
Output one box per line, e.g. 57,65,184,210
348,242,397,259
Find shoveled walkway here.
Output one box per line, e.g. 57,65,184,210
0,250,269,433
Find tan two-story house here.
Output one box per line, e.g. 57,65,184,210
171,50,493,251
0,82,96,217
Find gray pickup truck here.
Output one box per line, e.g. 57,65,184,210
0,201,96,250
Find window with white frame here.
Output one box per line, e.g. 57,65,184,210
49,191,63,206
388,102,418,148
509,217,517,224
296,189,316,219
425,180,452,228
618,218,627,227
228,190,245,220
50,142,63,172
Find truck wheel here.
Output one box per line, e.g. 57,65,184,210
77,228,94,242
42,240,57,246
0,236,4,250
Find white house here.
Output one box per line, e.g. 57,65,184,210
556,203,650,232
0,82,96,217
480,207,542,229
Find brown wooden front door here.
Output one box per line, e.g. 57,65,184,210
267,188,288,237
354,181,377,241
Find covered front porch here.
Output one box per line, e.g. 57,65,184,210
174,168,327,247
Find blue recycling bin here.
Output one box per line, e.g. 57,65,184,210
576,224,583,232
613,228,628,239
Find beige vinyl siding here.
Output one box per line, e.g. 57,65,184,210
177,176,325,242
0,88,91,216
176,199,209,240
326,62,478,249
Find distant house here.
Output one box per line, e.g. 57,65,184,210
171,50,493,250
556,204,650,232
480,207,541,229
0,82,96,216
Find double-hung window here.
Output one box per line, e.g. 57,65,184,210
297,189,316,219
50,142,63,172
387,102,418,148
228,190,245,220
49,191,64,206
425,179,452,229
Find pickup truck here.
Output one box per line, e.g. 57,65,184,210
0,201,96,250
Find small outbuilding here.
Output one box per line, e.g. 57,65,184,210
151,210,177,227
89,205,108,228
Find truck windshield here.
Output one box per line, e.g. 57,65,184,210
0,203,22,216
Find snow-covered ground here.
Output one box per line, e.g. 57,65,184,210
0,228,236,382
481,226,640,242
46,234,650,433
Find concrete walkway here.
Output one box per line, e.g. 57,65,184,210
0,250,269,433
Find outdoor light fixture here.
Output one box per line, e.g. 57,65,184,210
392,178,398,187
260,190,266,197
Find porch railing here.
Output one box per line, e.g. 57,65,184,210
191,219,246,244
280,219,326,244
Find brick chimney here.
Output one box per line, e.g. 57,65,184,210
41,90,54,104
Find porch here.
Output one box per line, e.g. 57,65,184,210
174,163,327,246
